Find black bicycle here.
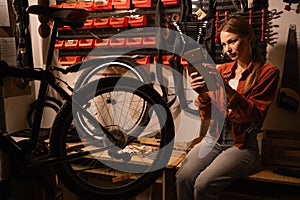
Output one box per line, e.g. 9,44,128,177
0,5,174,199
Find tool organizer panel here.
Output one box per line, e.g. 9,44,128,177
51,0,279,66
53,0,161,65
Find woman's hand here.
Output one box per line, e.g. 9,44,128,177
190,72,210,104
190,72,208,94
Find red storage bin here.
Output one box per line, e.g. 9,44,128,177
75,1,94,11
64,39,79,49
180,57,189,67
55,40,64,49
132,0,151,8
109,38,126,48
93,0,113,10
128,15,147,27
93,18,110,28
82,56,99,61
142,37,156,47
161,0,180,5
78,39,94,48
153,55,172,66
94,38,110,48
57,25,71,31
135,56,151,65
110,17,128,28
50,4,62,8
61,3,76,8
80,19,94,29
58,56,81,66
112,0,130,9
125,37,143,47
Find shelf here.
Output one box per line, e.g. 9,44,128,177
56,0,271,67
57,27,156,40
58,48,158,57
88,8,157,18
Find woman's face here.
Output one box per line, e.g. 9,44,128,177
220,31,251,62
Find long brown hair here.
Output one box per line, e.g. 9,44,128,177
218,16,266,94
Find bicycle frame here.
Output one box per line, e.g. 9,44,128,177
0,5,178,200
0,18,62,149
0,14,110,167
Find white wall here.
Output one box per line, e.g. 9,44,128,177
3,0,42,134
263,1,300,132
5,0,299,135
3,0,53,133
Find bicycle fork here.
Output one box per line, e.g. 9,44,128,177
0,70,10,183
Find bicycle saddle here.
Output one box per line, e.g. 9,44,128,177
27,5,89,29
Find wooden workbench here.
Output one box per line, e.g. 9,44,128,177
160,137,300,200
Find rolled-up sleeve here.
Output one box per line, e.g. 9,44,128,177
227,64,279,123
195,95,212,120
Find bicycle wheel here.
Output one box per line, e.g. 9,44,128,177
50,77,174,199
74,57,152,141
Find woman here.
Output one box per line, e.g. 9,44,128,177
176,16,279,200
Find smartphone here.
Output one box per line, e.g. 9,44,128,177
188,65,208,93
187,65,200,77
184,47,205,77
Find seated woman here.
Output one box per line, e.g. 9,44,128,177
176,15,279,200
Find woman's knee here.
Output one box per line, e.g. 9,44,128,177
176,166,195,187
194,180,221,200
193,177,209,194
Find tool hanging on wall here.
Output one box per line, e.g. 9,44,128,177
283,0,300,12
12,0,34,89
277,24,300,111
204,0,217,60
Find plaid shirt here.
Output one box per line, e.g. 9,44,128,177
217,119,234,147
196,61,279,148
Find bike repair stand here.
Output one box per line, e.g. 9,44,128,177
0,75,12,199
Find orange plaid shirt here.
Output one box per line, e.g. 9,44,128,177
196,61,279,147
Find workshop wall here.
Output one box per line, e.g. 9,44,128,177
263,0,300,132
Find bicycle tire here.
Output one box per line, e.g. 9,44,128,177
50,77,175,199
27,96,62,131
74,58,152,141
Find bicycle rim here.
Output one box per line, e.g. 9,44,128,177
75,58,151,140
50,77,174,199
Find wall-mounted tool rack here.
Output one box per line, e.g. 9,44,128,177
163,0,272,64
53,0,167,66
52,0,279,66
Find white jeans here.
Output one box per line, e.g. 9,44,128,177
176,133,260,200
